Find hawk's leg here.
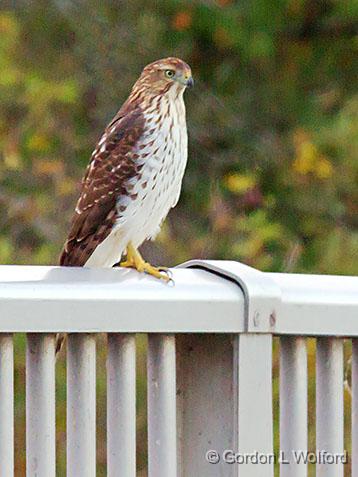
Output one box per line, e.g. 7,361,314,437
120,243,170,282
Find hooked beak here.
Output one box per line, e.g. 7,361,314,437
185,76,194,88
178,71,194,88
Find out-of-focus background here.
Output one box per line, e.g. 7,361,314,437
0,1,356,475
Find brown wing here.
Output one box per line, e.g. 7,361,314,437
60,106,145,266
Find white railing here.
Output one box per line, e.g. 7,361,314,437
0,260,357,477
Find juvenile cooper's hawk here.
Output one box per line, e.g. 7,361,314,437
60,57,193,280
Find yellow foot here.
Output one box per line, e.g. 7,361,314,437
119,259,136,268
119,243,171,282
141,262,171,281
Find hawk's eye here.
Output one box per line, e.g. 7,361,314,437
165,69,175,79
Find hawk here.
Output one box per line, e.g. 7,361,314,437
60,57,193,280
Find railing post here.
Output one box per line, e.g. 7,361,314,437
234,333,274,477
147,334,177,477
67,333,96,477
280,337,307,477
316,338,344,477
26,333,56,477
107,333,136,477
0,334,14,476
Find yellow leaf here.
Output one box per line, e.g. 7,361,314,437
3,151,22,170
316,157,333,179
27,133,51,153
224,173,256,194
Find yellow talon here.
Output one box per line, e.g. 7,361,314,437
119,243,170,282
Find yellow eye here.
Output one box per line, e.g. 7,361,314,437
165,69,175,79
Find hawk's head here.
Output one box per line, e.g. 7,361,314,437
137,57,193,95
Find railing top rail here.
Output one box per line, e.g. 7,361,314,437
181,260,358,336
0,265,244,333
0,261,357,335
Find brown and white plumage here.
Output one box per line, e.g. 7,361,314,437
60,57,193,272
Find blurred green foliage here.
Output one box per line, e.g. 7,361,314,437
0,1,357,475
0,0,357,274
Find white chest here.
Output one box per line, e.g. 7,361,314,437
115,92,188,246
